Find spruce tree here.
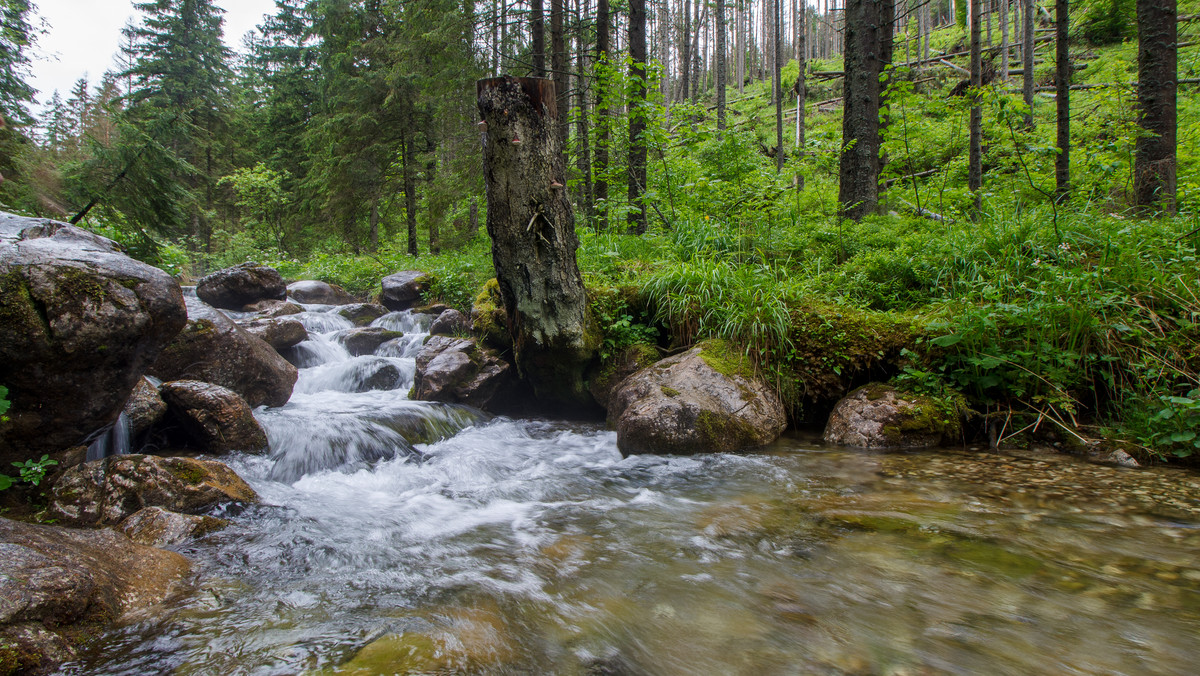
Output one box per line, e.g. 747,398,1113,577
0,0,38,126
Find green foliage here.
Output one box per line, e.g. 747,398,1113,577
1142,391,1200,458
11,455,56,486
590,290,658,360
0,384,9,421
1078,0,1136,45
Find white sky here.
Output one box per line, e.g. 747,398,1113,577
29,0,277,109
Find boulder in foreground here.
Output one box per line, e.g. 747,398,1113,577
413,336,515,410
823,384,961,449
0,516,190,675
195,262,286,310
0,212,186,467
160,380,269,454
608,341,787,456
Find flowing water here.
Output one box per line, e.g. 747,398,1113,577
62,303,1200,675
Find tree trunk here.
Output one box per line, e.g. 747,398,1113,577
402,131,419,257
969,0,983,218
774,0,784,170
660,0,671,113
691,0,702,100
576,0,594,220
551,0,569,163
628,0,649,234
797,0,806,189
1134,0,1177,213
595,0,610,231
476,76,599,410
838,0,892,220
717,0,727,131
1001,0,1010,80
1023,0,1034,128
1055,0,1070,200
532,0,546,76
737,0,745,93
681,0,692,102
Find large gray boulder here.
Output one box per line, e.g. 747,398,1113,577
287,279,357,305
195,261,286,310
335,302,389,327
380,270,430,311
0,213,187,467
608,341,787,456
160,380,269,454
430,308,470,336
123,376,168,438
335,327,405,356
48,454,258,528
149,296,298,407
413,336,514,410
0,516,191,675
823,384,961,449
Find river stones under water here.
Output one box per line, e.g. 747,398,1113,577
824,383,962,449
196,262,286,310
608,340,787,456
0,516,191,675
334,605,517,675
48,455,258,528
0,212,187,468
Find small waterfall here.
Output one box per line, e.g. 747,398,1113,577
85,411,133,461
257,307,486,482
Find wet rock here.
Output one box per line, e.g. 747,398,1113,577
0,516,190,674
335,302,389,327
380,270,430,311
240,316,308,351
588,343,661,412
160,380,269,454
349,359,403,392
123,377,167,437
823,384,961,449
1086,447,1142,469
429,308,470,336
471,278,510,348
336,327,406,356
149,297,298,408
609,341,786,456
118,506,228,547
48,454,258,528
244,298,304,317
0,212,187,468
415,303,451,316
195,262,286,310
413,336,514,409
337,605,516,675
286,279,357,305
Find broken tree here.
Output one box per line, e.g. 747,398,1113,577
476,76,600,412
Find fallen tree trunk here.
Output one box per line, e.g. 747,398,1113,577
476,76,600,413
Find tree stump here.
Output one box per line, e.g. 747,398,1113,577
476,76,599,412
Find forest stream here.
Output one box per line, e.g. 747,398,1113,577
60,303,1200,676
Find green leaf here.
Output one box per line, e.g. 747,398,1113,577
1170,431,1197,443
930,334,963,347
0,475,11,491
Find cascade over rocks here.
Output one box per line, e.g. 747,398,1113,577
823,384,961,449
413,335,516,410
477,77,600,409
287,279,357,305
49,454,258,528
0,517,190,675
335,302,389,326
609,342,787,456
430,308,470,336
240,316,308,351
336,327,405,356
160,380,269,454
149,295,298,407
380,270,430,311
0,213,187,467
195,261,286,310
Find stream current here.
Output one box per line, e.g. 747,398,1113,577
64,302,1200,675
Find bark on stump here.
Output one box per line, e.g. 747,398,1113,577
477,76,600,412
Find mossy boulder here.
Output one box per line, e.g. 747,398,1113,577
0,212,187,467
587,343,661,411
823,383,962,449
608,340,787,456
195,262,286,310
48,454,258,528
470,278,511,348
412,336,516,410
334,303,388,327
148,296,297,408
160,380,269,454
379,270,431,311
0,516,191,675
